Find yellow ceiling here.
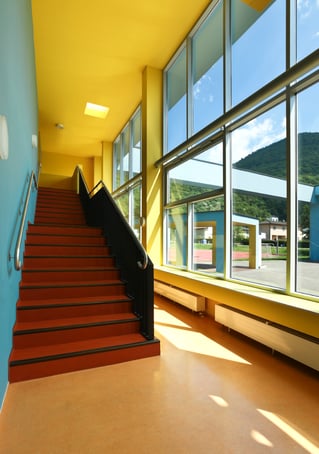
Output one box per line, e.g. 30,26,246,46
31,0,211,158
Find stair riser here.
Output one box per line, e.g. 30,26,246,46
20,284,126,300
36,196,82,205
13,321,140,348
26,234,106,246
36,200,82,209
36,203,83,212
37,191,80,200
34,215,86,225
24,245,111,256
36,200,82,208
16,301,133,322
23,256,115,269
28,225,103,236
9,342,160,383
35,211,85,221
22,269,120,283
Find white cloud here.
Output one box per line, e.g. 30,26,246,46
193,74,214,102
232,117,286,163
297,0,311,19
193,80,202,99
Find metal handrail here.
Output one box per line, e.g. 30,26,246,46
79,169,148,270
14,171,38,270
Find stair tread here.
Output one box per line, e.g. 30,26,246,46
26,239,106,243
14,312,138,332
29,224,102,231
17,295,131,309
28,233,104,238
20,279,123,288
10,333,147,362
24,254,113,258
33,222,87,226
23,267,116,272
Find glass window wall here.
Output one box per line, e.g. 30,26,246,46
231,103,287,288
192,2,223,134
297,82,319,297
165,48,187,153
113,106,142,238
231,0,285,107
297,1,319,62
162,0,319,301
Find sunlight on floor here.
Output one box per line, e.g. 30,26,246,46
258,409,319,454
155,306,251,364
251,429,273,447
209,394,229,407
154,305,191,328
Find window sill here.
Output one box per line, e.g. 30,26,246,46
154,265,319,316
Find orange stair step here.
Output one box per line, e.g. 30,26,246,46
9,336,160,382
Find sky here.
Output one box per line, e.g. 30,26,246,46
168,0,319,164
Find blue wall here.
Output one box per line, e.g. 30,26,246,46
0,0,38,408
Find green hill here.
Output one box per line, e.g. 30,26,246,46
234,132,319,185
169,133,319,227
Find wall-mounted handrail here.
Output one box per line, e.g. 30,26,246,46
14,171,38,270
86,174,148,270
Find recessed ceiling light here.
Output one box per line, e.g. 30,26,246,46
84,102,109,119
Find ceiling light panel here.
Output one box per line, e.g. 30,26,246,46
84,102,109,119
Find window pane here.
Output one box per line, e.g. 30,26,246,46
231,0,285,106
166,48,187,153
167,143,223,204
297,83,319,297
231,103,287,289
132,110,141,176
192,2,223,134
297,1,319,62
165,205,187,268
113,139,121,190
192,196,224,274
132,184,141,241
122,126,130,184
116,193,129,222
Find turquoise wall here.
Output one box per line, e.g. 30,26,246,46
0,0,38,408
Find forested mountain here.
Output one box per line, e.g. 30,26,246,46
170,133,319,227
234,132,319,185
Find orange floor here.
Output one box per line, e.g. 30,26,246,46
0,295,318,453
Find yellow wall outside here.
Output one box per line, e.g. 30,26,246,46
39,151,94,189
241,0,273,12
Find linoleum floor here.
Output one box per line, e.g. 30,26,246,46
0,295,318,454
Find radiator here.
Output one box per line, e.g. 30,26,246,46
154,281,205,312
215,304,319,372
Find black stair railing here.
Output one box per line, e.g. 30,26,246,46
76,167,154,340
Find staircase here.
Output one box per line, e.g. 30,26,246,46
9,187,160,382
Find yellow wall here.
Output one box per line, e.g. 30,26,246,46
154,268,319,338
93,156,102,188
142,67,163,265
102,141,113,190
39,151,94,189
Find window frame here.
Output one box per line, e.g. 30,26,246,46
161,0,319,301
